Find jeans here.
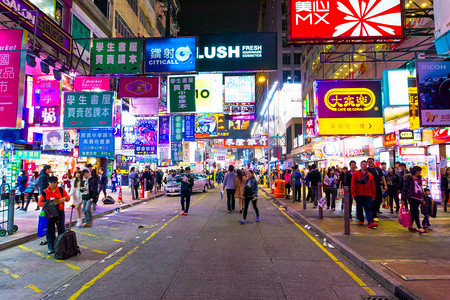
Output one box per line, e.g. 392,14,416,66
133,184,139,199
243,197,259,220
99,184,107,198
306,187,313,202
312,186,318,206
372,189,382,218
226,189,235,211
293,185,301,202
409,198,421,229
111,181,117,193
82,199,92,223
180,190,191,213
422,214,430,228
355,195,373,224
24,192,39,210
325,187,335,208
47,210,65,251
388,186,399,213
285,183,291,198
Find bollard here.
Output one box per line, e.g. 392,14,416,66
318,182,323,220
8,188,15,235
144,179,147,196
131,179,136,200
292,182,296,203
344,186,350,235
302,180,307,210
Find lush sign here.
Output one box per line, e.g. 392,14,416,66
118,77,160,98
63,92,115,128
91,39,142,74
314,80,383,135
168,76,196,113
79,129,114,157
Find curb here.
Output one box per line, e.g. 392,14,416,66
0,193,164,252
261,189,423,300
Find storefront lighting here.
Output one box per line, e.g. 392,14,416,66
26,55,36,67
258,76,266,83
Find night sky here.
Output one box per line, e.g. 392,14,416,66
177,0,261,35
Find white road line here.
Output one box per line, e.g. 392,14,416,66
99,248,123,264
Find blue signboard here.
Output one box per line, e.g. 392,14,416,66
79,129,115,157
184,114,195,142
144,37,197,73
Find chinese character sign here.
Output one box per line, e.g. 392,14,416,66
223,135,268,148
91,39,142,74
314,80,383,135
170,115,183,142
144,37,197,73
168,76,196,113
118,77,160,98
304,117,316,137
74,77,110,91
135,118,158,155
15,151,41,160
289,0,404,42
0,29,26,128
224,76,255,103
159,116,170,145
63,91,115,128
184,114,195,142
33,75,61,106
171,142,183,163
79,129,115,157
34,106,60,127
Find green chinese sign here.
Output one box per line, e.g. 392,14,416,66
168,76,196,113
170,115,183,142
91,39,142,74
171,142,183,163
63,92,115,128
15,151,41,160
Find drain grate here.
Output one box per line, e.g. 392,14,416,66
394,285,424,300
361,296,390,300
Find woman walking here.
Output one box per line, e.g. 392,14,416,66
284,169,292,200
323,168,337,210
240,170,260,224
22,171,39,211
440,167,450,212
69,170,83,227
16,170,28,210
386,167,400,214
403,166,426,234
234,169,247,214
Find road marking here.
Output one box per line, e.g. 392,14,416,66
113,239,126,243
100,226,118,230
99,248,123,264
135,236,140,239
24,284,42,293
67,264,81,270
17,245,81,270
72,230,102,239
0,266,21,279
103,219,127,224
92,250,108,254
264,194,376,295
128,216,143,220
78,245,88,249
68,191,210,300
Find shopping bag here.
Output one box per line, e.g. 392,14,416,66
221,189,224,199
398,205,412,228
37,211,49,237
337,188,344,199
318,197,327,208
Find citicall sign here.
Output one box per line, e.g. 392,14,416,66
289,0,404,43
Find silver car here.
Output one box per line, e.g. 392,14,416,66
164,174,209,196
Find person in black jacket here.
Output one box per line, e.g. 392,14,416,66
440,167,450,212
141,166,152,192
98,167,108,198
397,163,410,210
80,169,98,228
177,167,194,215
386,167,400,213
38,165,52,195
90,169,100,211
307,164,322,208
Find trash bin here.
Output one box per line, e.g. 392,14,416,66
274,180,285,198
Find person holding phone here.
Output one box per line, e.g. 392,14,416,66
177,167,194,215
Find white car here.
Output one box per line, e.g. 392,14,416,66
164,174,209,196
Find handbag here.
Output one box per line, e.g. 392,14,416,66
398,204,412,228
37,210,49,237
243,186,253,198
24,184,35,194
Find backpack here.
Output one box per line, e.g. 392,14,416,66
54,205,81,260
102,195,115,204
42,187,64,219
243,185,253,198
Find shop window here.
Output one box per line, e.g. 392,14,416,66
283,53,291,65
72,15,91,51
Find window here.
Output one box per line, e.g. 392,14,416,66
94,0,109,19
294,53,301,64
139,10,154,36
282,19,287,32
127,0,138,15
282,36,288,47
283,53,291,65
156,18,165,36
286,126,292,152
115,11,135,38
72,15,91,51
147,0,156,9
294,71,301,82
282,1,287,15
283,71,291,82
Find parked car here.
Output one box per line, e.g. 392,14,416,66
164,173,209,196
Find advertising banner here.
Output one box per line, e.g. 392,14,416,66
168,76,196,113
399,130,414,145
63,91,115,128
223,104,255,114
171,142,183,163
224,76,255,103
15,150,41,160
170,115,183,142
314,80,383,135
408,78,420,130
197,33,277,72
122,125,137,150
183,141,190,163
382,69,409,107
434,0,450,40
304,117,316,137
118,77,160,98
399,147,426,156
184,114,195,141
289,0,404,43
159,116,170,145
33,75,61,106
33,106,60,127
74,77,110,91
416,60,450,126
0,0,72,56
144,37,197,73
0,29,26,128
43,130,74,150
91,39,142,74
195,74,223,113
128,98,159,115
195,113,217,138
134,118,158,155
79,129,114,157
24,162,36,177
223,134,268,148
384,132,397,147
114,100,121,137
217,114,252,139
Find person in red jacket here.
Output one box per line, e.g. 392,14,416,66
38,176,70,254
351,161,377,229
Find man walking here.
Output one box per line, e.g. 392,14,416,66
177,167,194,215
293,165,302,202
351,161,377,229
367,158,387,222
222,165,237,213
343,161,357,219
129,167,139,199
98,167,108,198
307,164,322,208
397,163,410,211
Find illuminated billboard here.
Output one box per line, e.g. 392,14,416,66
195,74,223,113
224,76,255,103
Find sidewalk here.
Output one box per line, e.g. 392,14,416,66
0,187,164,251
261,187,450,300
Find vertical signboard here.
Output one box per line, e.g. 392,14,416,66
184,114,195,141
33,75,61,106
408,78,420,130
79,129,115,157
194,74,223,113
134,118,158,155
170,115,183,142
171,142,183,163
0,29,26,128
159,116,170,145
91,39,142,74
121,125,137,149
168,76,196,113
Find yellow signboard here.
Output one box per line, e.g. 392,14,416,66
318,118,384,135
409,86,420,130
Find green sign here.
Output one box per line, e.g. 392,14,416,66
91,38,142,74
168,76,196,113
171,142,183,163
170,115,183,142
6,161,20,187
15,151,41,160
63,92,115,128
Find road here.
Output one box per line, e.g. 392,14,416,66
0,188,391,299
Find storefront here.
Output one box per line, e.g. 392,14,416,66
343,136,373,166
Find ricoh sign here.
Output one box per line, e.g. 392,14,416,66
197,33,277,72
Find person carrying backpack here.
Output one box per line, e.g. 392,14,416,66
38,176,70,254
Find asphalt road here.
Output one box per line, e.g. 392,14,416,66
0,188,392,299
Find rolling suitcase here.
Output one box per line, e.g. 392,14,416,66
54,204,81,260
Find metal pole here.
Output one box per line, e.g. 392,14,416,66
302,180,307,210
131,178,135,200
8,188,15,235
144,179,147,198
344,186,350,235
318,182,323,219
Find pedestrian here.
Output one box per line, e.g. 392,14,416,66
110,170,117,193
240,169,260,224
386,167,400,214
38,176,70,254
62,170,72,190
16,170,28,210
367,158,387,222
293,165,302,202
380,162,388,177
421,188,433,230
38,165,52,196
177,167,194,215
305,166,313,203
284,169,292,199
338,166,347,210
234,169,247,213
323,168,337,210
403,166,426,234
440,167,450,212
397,163,410,211
80,169,97,228
308,164,322,208
69,170,83,227
22,171,40,211
98,167,108,199
141,166,151,192
91,169,99,211
342,161,356,219
157,170,163,191
351,160,377,229
222,165,237,213
129,167,139,199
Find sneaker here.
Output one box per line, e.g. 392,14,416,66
239,210,242,214
331,208,335,211
368,222,377,229
47,250,55,254
76,219,82,228
256,216,261,222
358,221,364,226
240,219,246,224
373,218,380,222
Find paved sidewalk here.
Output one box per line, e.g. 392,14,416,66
263,187,450,300
0,187,164,251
